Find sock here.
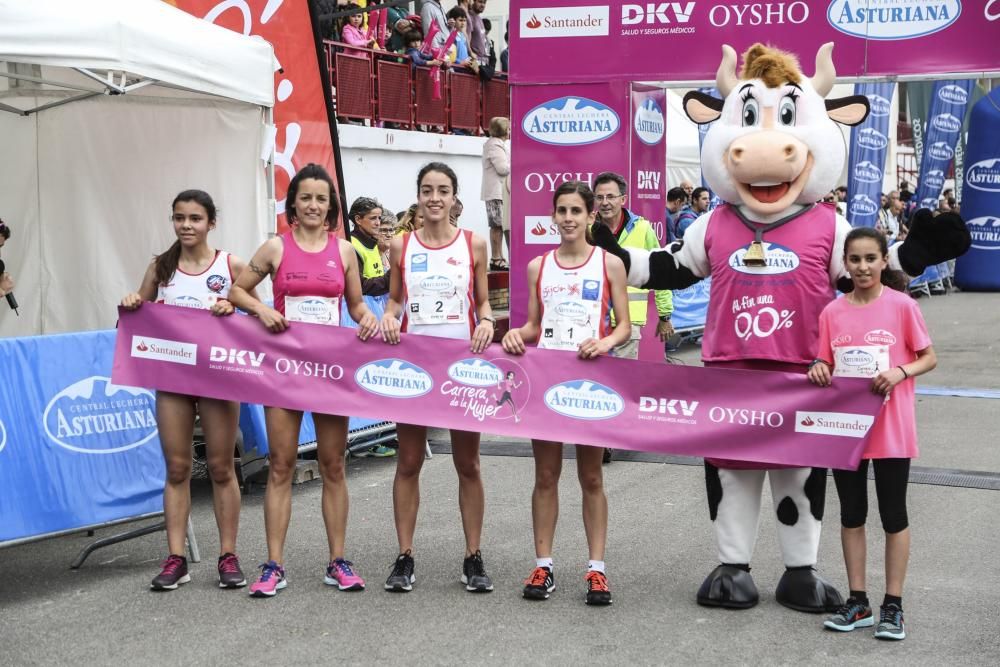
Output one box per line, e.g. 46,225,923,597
536,557,553,570
883,594,902,609
849,589,869,604
587,560,606,574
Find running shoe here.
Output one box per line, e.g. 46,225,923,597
823,597,873,632
461,550,494,592
357,445,397,458
325,558,366,591
385,551,415,592
217,552,247,589
874,603,906,640
150,554,190,590
522,566,555,600
249,560,287,597
585,570,612,606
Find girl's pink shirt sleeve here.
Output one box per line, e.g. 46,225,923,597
342,24,368,47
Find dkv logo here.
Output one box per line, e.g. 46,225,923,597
728,242,800,275
522,97,620,146
43,377,158,454
966,159,1000,192
544,380,624,420
827,0,961,40
634,98,664,145
447,359,504,387
355,359,433,398
853,160,882,184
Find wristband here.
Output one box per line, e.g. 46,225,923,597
898,366,909,379
808,359,828,370
480,316,495,325
659,315,671,322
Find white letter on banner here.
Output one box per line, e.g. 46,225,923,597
988,0,1000,20
622,5,643,25
639,396,657,412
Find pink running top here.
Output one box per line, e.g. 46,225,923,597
273,231,345,317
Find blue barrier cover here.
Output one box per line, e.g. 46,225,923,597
0,330,165,543
671,276,711,330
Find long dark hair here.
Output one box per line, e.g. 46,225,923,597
155,190,217,285
286,163,340,230
844,226,908,292
417,162,459,194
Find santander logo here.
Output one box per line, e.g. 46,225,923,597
136,340,149,352
800,416,815,426
526,15,541,28
531,222,547,236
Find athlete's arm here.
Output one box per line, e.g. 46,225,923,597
212,253,260,316
579,254,631,359
470,234,494,354
501,256,542,355
339,239,378,340
379,235,405,344
228,238,288,333
120,261,158,310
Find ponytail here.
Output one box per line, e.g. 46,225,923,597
154,241,183,286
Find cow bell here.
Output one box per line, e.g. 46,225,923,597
743,240,767,266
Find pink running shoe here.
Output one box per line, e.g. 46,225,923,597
324,558,366,591
249,560,287,597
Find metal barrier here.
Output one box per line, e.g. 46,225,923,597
324,40,509,134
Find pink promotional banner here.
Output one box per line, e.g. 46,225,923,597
510,0,1000,84
509,80,630,326
628,84,668,246
113,305,884,470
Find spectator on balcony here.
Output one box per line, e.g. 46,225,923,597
500,21,508,73
446,6,479,74
468,0,489,66
421,0,449,49
481,116,510,270
404,31,443,68
482,17,498,72
341,3,377,57
388,15,417,53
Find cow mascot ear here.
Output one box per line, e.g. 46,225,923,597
897,209,972,276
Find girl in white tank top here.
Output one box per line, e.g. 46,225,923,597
119,190,255,591
378,163,497,593
501,180,631,606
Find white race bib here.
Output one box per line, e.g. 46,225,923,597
407,278,468,327
541,299,601,351
834,345,891,379
285,295,340,326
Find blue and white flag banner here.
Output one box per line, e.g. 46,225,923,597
846,82,895,227
915,80,975,211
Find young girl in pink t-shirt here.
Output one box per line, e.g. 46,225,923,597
807,227,936,641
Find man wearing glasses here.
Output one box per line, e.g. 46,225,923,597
592,173,674,462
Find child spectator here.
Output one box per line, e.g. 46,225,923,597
404,31,443,68
340,3,377,57
446,6,478,73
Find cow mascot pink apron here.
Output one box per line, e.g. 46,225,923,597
594,43,970,612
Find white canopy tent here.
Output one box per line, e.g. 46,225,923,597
0,0,276,337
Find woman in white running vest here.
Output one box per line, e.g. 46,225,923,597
120,190,256,591
501,181,631,606
379,162,497,593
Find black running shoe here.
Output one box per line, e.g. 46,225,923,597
151,554,190,590
217,552,247,588
461,550,494,592
385,551,415,592
585,570,612,606
522,566,555,600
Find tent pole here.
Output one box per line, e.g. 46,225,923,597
265,105,276,235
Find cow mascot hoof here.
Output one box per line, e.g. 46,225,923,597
774,566,843,613
696,564,759,609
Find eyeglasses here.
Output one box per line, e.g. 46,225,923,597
594,194,623,203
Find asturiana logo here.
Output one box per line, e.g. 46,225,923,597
841,349,874,366
355,359,433,398
827,0,962,40
849,194,879,217
966,158,1000,192
923,169,946,190
522,97,620,146
967,216,1000,248
42,376,158,454
865,329,897,346
728,242,800,275
555,301,589,320
419,275,454,292
447,359,504,388
172,295,206,309
920,197,939,210
297,298,332,318
938,83,969,105
857,127,888,150
544,380,624,420
927,141,955,161
634,98,664,146
868,94,891,116
853,160,883,183
931,112,962,133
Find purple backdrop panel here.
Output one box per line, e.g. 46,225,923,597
113,305,885,469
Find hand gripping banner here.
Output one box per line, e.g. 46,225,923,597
113,305,884,470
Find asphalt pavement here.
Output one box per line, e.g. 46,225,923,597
1,291,998,666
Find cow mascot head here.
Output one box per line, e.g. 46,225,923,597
592,42,968,613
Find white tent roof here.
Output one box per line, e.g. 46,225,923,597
0,0,275,108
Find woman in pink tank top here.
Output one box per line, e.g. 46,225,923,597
120,190,256,591
229,164,378,597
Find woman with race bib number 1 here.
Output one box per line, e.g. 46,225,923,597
120,190,257,592
501,180,631,606
379,162,497,594
227,164,379,598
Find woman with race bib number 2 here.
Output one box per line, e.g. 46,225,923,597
228,164,379,598
501,180,631,606
121,190,256,592
379,162,497,594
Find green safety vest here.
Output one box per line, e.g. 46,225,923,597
351,235,385,279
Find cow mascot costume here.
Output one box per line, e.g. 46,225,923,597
594,43,969,612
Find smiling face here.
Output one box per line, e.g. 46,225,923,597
418,170,456,225
171,200,214,248
293,178,332,230
553,191,595,243
844,237,887,291
594,181,625,227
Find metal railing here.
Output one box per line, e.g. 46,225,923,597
323,40,510,134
